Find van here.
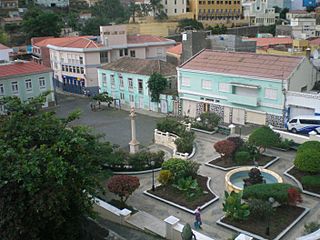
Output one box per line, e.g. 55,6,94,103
286,115,320,134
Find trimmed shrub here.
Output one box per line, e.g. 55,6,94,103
288,187,303,206
156,117,183,135
294,141,320,173
181,223,194,240
192,112,221,131
175,131,195,154
234,151,251,165
248,199,274,220
243,183,299,204
158,170,173,185
301,175,320,187
248,126,280,151
214,140,236,159
162,158,200,182
274,139,293,150
227,136,244,152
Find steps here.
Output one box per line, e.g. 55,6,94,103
126,211,166,238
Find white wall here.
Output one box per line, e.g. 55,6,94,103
287,91,320,115
0,48,12,62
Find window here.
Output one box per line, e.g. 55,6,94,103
39,77,46,89
120,49,124,57
100,51,108,63
128,78,133,89
124,49,128,56
129,94,134,102
202,80,212,89
174,8,177,13
130,50,136,57
11,81,18,93
79,57,83,64
264,88,277,100
219,82,229,92
138,79,143,94
111,74,115,87
181,77,190,86
119,74,124,88
73,66,76,73
80,67,84,74
77,67,80,73
300,119,320,125
25,79,32,91
289,119,297,123
0,84,4,95
157,48,163,56
102,73,107,86
120,92,125,100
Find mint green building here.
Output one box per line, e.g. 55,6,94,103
178,50,317,127
0,61,55,111
97,57,177,113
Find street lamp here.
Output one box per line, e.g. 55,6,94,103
151,160,155,192
265,197,275,236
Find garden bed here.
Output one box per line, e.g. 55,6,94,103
206,154,279,171
144,175,219,214
285,167,320,197
218,205,309,240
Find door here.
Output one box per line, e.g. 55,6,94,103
289,106,315,119
139,97,144,109
224,106,231,124
160,99,168,113
232,108,245,125
246,111,266,125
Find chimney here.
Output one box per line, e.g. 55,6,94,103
306,48,311,60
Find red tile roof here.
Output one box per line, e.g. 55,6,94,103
180,49,304,80
309,37,320,45
0,43,10,50
127,35,172,44
167,43,182,56
0,61,52,79
34,36,102,48
246,37,292,47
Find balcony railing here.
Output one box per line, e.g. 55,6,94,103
228,94,258,107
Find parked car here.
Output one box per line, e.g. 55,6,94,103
286,115,320,134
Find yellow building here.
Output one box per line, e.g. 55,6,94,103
187,0,242,21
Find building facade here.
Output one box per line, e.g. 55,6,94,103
0,61,55,110
187,0,242,21
34,0,69,7
97,57,177,113
162,0,187,16
0,0,18,9
177,49,317,127
242,0,278,26
291,18,316,39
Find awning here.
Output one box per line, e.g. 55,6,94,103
229,82,260,89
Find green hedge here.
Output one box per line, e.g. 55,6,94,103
294,141,320,173
234,151,251,165
162,158,200,182
242,183,298,204
301,175,320,187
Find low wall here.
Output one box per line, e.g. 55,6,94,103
154,129,190,159
296,229,320,240
271,128,320,144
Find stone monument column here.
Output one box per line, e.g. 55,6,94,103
129,107,140,154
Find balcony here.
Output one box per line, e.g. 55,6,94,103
228,94,258,107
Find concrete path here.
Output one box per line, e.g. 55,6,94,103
104,131,320,240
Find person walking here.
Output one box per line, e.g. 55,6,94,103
194,207,202,230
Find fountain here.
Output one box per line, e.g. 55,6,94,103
225,167,283,193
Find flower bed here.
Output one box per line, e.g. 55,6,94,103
286,167,320,196
218,205,308,240
206,154,278,171
144,175,218,213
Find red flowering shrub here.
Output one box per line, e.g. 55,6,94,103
288,187,302,206
214,140,236,159
107,175,140,204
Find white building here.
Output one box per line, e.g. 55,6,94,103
242,0,279,26
0,43,12,62
291,18,316,39
34,0,69,7
162,0,187,16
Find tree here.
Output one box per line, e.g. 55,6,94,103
93,92,114,108
214,140,236,159
294,141,320,173
92,0,127,24
178,18,204,31
0,94,112,240
148,72,168,103
128,1,140,23
107,175,140,204
248,126,280,152
81,18,105,35
0,28,9,45
22,7,62,39
149,0,163,16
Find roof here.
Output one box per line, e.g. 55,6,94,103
0,61,52,79
99,57,176,76
288,10,309,14
246,37,292,47
127,35,173,44
309,37,320,45
34,36,102,48
167,43,182,56
180,49,304,80
0,43,10,50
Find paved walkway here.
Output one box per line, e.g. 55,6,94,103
104,131,320,240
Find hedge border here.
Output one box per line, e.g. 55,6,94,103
143,176,219,214
284,166,320,198
216,206,310,240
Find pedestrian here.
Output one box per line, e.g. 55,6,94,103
194,207,202,230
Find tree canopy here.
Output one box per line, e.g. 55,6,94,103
22,7,62,39
178,19,204,32
0,94,112,240
148,72,168,103
0,28,9,45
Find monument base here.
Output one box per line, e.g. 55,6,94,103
129,140,140,154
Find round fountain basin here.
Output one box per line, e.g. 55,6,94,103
225,167,283,193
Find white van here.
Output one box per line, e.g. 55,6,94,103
286,115,320,134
